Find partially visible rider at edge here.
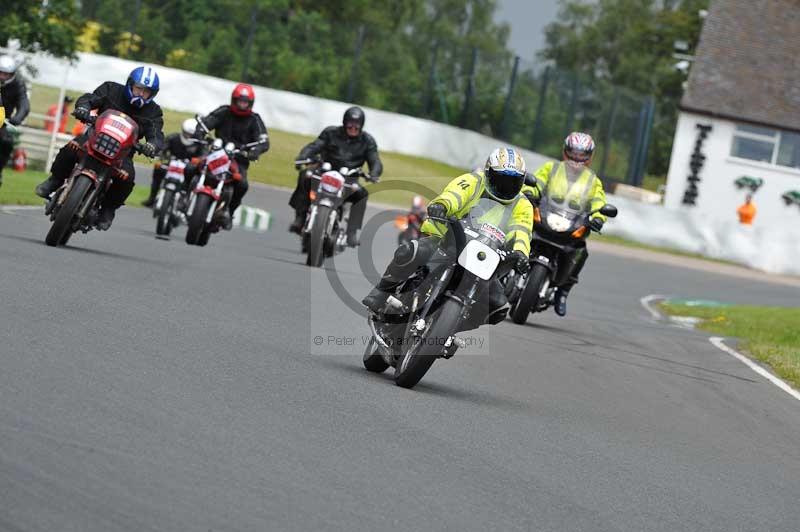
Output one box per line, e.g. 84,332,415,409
409,195,427,222
288,106,383,247
521,132,608,317
142,118,207,208
0,55,31,188
35,66,165,230
192,83,270,229
362,147,532,329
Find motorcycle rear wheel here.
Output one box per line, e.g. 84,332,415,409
363,337,390,373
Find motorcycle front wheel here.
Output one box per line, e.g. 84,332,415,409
510,263,549,324
155,189,175,236
45,175,93,247
186,194,211,245
394,299,463,389
306,205,331,267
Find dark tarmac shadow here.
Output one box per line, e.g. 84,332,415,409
313,356,530,412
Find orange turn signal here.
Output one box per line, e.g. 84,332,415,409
533,208,541,224
309,190,317,201
394,214,409,230
571,226,587,239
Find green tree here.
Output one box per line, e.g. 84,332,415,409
540,0,709,176
1,0,83,58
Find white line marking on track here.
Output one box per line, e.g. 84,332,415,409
1,205,41,213
640,294,667,320
710,337,800,403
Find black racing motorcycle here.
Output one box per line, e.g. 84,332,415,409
506,190,617,324
295,159,376,267
363,200,520,389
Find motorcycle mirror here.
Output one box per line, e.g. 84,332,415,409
212,138,224,150
339,167,349,175
599,204,618,218
321,162,332,172
224,142,236,153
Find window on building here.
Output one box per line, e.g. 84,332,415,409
731,125,800,170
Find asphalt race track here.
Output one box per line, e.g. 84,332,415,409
1,186,799,531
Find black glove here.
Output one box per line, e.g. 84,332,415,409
589,217,604,232
140,142,157,158
366,174,379,184
247,148,260,161
427,203,447,219
511,250,529,274
72,106,91,122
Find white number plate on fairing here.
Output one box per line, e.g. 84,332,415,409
166,159,186,181
457,240,501,280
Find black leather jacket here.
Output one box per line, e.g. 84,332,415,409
297,126,383,178
1,76,30,126
75,81,165,151
160,133,206,160
200,106,269,169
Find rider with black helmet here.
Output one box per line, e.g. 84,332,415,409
288,106,383,246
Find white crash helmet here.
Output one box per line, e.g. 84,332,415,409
484,147,527,203
0,55,19,86
180,117,199,145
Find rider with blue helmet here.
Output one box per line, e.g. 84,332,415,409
36,66,165,230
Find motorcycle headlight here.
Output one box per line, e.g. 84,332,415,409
545,212,572,232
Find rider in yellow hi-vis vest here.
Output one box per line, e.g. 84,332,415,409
522,132,608,317
363,147,533,328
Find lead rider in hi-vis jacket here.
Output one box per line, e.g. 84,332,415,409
362,147,532,328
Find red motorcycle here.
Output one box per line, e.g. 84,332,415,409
44,110,148,247
184,138,263,246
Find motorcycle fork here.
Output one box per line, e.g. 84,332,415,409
77,171,108,220
186,174,206,217
206,179,225,224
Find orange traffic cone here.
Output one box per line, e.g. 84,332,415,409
12,148,27,171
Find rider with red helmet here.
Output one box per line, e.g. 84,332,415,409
194,83,270,229
521,132,609,317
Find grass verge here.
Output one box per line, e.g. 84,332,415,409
659,302,800,390
0,169,148,206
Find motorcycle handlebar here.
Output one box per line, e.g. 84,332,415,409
427,214,513,263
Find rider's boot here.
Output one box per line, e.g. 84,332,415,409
346,228,360,247
554,286,570,317
362,277,402,313
220,209,233,231
95,207,116,231
289,208,304,234
35,175,62,198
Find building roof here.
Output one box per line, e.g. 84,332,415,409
680,0,800,132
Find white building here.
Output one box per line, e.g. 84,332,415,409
664,0,800,227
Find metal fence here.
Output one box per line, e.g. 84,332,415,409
345,44,656,185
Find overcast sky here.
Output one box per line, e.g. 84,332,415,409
494,0,562,62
